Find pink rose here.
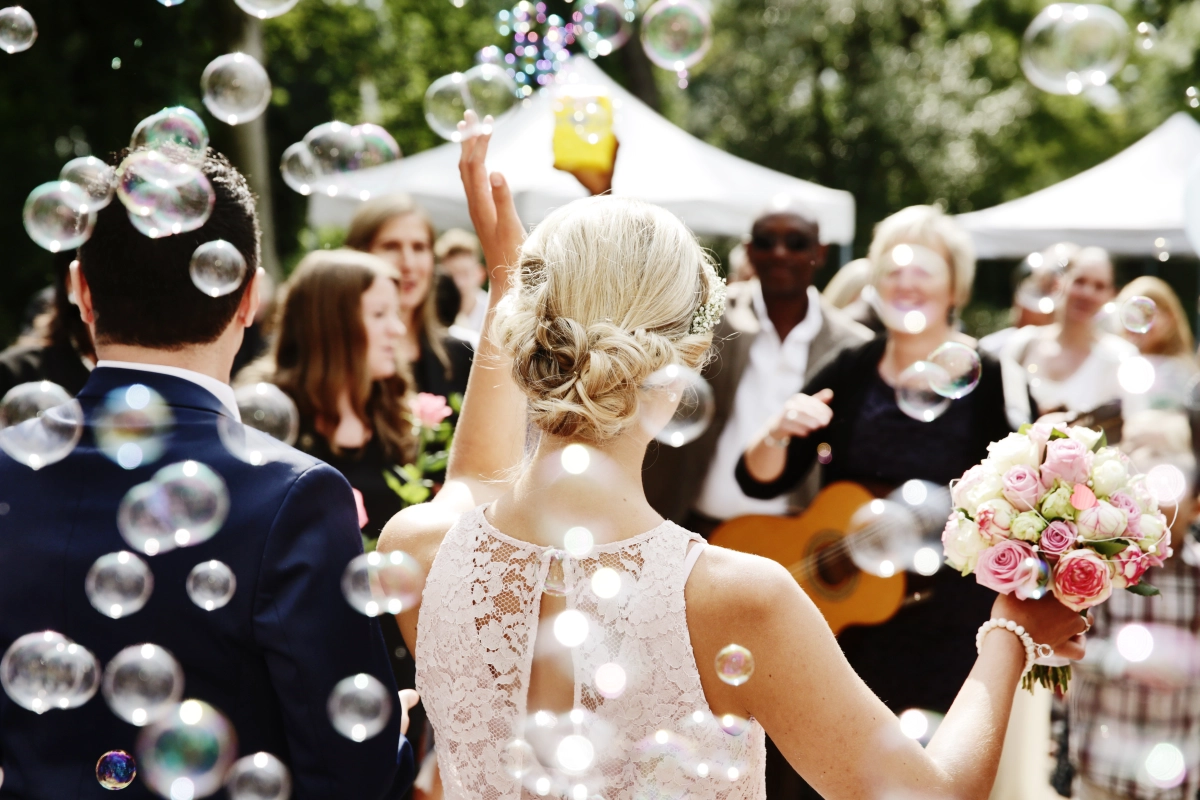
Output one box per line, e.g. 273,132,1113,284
1110,542,1149,589
1041,438,1094,488
974,539,1038,595
1076,500,1127,541
1052,549,1113,611
1139,514,1172,567
1039,521,1078,560
976,498,1017,542
409,392,453,428
1108,491,1142,527
1027,421,1054,463
1002,465,1045,512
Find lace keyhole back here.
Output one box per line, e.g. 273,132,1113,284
416,506,766,800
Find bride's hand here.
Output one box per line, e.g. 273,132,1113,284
398,688,420,737
992,592,1091,661
458,110,524,297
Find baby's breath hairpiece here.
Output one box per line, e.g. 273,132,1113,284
690,261,727,334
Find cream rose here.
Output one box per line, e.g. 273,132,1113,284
942,514,988,574
985,432,1040,473
951,464,1004,512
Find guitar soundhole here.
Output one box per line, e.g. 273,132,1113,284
807,530,858,601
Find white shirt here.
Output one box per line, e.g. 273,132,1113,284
455,288,490,333
695,285,824,519
96,360,241,421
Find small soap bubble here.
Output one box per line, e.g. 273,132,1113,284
136,700,237,798
279,142,319,195
1116,623,1154,663
553,609,589,648
96,750,137,790
1,631,99,713
898,708,943,746
1016,557,1052,600
563,527,594,557
590,567,620,599
640,0,712,70
560,444,591,475
1014,250,1066,314
714,644,754,686
117,461,230,556
581,0,633,53
593,662,626,698
233,0,300,18
643,365,715,448
189,240,246,298
1146,464,1187,505
1121,296,1156,334
225,752,292,800
61,157,117,210
0,381,83,469
341,550,427,616
1021,3,1129,95
130,107,209,162
1117,355,1156,395
0,6,37,54
895,361,952,422
86,551,154,620
544,551,569,597
102,644,184,726
328,673,392,741
201,53,272,125
1134,21,1158,52
187,560,237,611
501,738,538,778
23,181,95,252
424,65,519,142
926,342,982,399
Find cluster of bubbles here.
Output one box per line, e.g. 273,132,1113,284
0,631,99,714
217,382,302,466
0,380,84,469
201,53,272,126
491,1,577,93
279,121,402,197
1020,4,1131,96
894,342,982,424
0,5,36,54
641,365,716,448
424,65,521,142
846,481,953,578
341,550,426,617
118,460,230,556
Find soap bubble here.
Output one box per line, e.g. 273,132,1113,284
93,384,174,469
354,123,402,169
501,738,538,778
714,644,754,686
85,551,154,620
189,240,247,298
846,498,921,578
130,107,209,162
23,181,95,252
116,151,214,237
0,380,85,468
553,609,590,647
279,142,318,195
642,365,715,448
302,121,364,179
1146,464,1187,505
590,566,621,599
187,560,237,611
424,65,519,142
1014,250,1066,315
341,550,426,617
594,662,627,698
1,631,99,713
0,6,36,54
96,750,137,789
1117,355,1156,395
888,480,953,571
895,361,952,422
580,0,633,54
60,156,117,210
1021,4,1129,95
521,709,615,791
898,708,943,746
1144,742,1186,789
640,0,712,70
136,700,237,798
117,461,230,556
544,551,569,597
226,752,292,800
235,383,299,445
560,444,590,475
102,644,184,726
216,418,291,467
926,343,982,399
1120,296,1156,334
1134,21,1158,53
201,52,271,125
233,0,300,18
328,673,392,742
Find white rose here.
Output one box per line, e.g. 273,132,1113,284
985,433,1040,473
951,464,1005,511
1076,500,1128,541
1091,459,1128,498
942,515,988,574
1137,514,1166,549
976,497,1018,540
1067,426,1103,450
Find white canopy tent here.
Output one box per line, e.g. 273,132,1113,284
955,112,1200,258
308,57,856,243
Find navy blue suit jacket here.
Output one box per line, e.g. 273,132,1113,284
0,367,414,799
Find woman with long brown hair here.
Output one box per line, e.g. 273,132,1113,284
346,193,474,398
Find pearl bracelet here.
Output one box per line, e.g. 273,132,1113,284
976,617,1055,677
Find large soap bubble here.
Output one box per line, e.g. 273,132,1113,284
342,550,427,617
640,0,712,70
580,0,634,55
328,673,392,741
60,156,117,211
131,107,209,162
102,643,184,726
641,365,715,448
1,631,99,713
355,123,402,169
117,461,230,556
846,498,921,578
116,151,215,238
1021,4,1129,95
85,551,154,619
226,752,292,800
895,361,952,422
233,0,300,18
0,382,84,469
23,181,95,252
235,383,299,445
93,383,174,469
136,700,237,799
424,65,519,142
190,240,247,298
201,52,272,125
926,342,982,399
0,6,37,54
279,142,319,196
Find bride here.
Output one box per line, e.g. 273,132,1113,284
378,114,1088,799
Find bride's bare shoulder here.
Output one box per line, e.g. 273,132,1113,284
685,543,809,625
377,481,478,570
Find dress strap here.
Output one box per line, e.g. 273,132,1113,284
682,539,708,580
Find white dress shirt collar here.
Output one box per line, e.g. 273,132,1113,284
95,360,241,421
750,282,824,345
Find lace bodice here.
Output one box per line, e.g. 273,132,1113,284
416,506,767,800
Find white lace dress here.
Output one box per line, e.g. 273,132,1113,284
416,506,767,800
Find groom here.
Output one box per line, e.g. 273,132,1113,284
0,152,413,798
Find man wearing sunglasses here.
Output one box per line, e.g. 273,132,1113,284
643,207,871,536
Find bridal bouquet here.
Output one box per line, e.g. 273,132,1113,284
942,422,1167,691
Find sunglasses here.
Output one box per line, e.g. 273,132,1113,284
749,233,813,252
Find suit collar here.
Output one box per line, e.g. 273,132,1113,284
78,367,232,418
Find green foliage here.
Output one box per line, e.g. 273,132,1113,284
1126,581,1161,596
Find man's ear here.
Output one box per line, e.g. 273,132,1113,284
237,268,264,328
68,259,96,325
814,243,829,268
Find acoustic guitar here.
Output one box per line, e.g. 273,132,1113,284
708,482,909,635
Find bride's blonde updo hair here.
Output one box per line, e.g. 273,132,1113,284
497,196,722,444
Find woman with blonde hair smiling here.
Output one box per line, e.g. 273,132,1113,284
1116,275,1197,417
378,117,1086,800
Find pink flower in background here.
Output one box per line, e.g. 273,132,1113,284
410,393,453,428
1110,543,1149,589
1041,438,1093,488
1002,465,1045,511
352,487,369,530
1039,521,1078,559
1053,549,1113,611
975,539,1038,595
